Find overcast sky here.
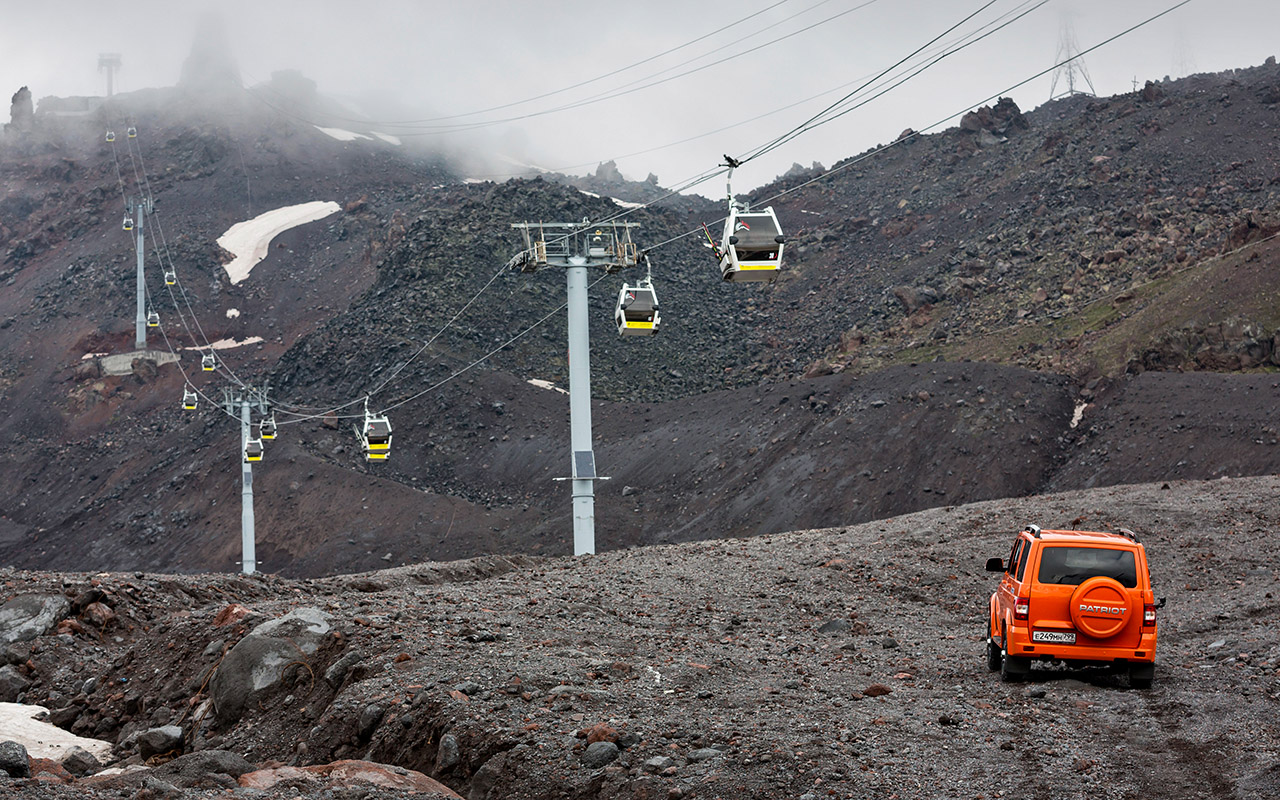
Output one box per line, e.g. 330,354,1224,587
3,0,1276,195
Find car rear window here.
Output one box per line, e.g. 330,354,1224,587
1036,546,1137,588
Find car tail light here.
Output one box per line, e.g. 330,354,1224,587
1143,603,1157,627
1014,597,1029,621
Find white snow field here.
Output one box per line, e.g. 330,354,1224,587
0,702,113,760
217,201,341,285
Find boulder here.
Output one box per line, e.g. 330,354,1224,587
0,594,71,643
59,745,102,777
136,725,183,759
238,759,461,796
0,665,30,701
581,741,619,769
0,740,30,778
153,750,252,788
210,607,334,723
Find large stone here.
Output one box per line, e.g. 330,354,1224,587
581,741,619,769
210,607,334,723
0,740,30,778
136,725,183,759
0,594,71,643
0,665,30,702
59,745,102,777
238,759,461,796
154,750,252,788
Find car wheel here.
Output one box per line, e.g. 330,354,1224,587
1000,649,1029,683
986,638,1002,672
1129,663,1154,690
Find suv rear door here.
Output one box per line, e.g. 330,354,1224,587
1029,544,1143,649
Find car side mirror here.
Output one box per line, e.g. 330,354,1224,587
1156,597,1166,609
985,557,1005,572
728,235,739,245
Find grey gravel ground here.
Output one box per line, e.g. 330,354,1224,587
2,474,1278,799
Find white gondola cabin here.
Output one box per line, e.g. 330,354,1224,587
127,126,137,139
105,131,116,143
182,386,198,411
164,268,176,286
356,401,392,461
122,215,134,232
243,435,264,463
615,280,660,336
718,206,785,283
260,414,277,440
147,310,159,327
201,352,216,372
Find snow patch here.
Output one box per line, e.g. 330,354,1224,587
81,351,108,361
217,201,341,285
226,308,241,319
1070,402,1088,429
315,126,372,142
527,379,568,395
578,188,645,208
0,702,113,761
184,336,264,352
371,131,402,145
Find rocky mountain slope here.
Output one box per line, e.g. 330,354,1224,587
0,62,1278,577
1,475,1276,798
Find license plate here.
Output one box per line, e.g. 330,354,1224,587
1032,630,1076,644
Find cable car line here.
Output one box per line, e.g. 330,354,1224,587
641,0,1195,256
740,0,1047,167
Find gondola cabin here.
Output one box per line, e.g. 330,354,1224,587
260,415,277,440
127,127,137,139
182,387,198,411
615,282,660,336
243,436,264,463
360,414,392,461
719,207,785,283
147,310,159,327
164,268,176,286
122,215,134,232
201,353,216,372
105,131,116,143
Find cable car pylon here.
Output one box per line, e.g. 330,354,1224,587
508,219,642,555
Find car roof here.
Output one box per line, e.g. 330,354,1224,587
1033,529,1140,546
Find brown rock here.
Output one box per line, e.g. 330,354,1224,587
239,760,461,796
30,757,73,784
864,684,892,697
213,603,251,627
82,602,116,628
584,722,618,744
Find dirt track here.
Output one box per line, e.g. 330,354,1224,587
4,474,1277,798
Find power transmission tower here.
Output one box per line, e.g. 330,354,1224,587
1048,20,1097,101
128,196,153,350
507,221,641,555
98,53,122,98
221,385,270,574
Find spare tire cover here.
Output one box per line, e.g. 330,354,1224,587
1069,576,1132,639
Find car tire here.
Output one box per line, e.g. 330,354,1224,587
1129,663,1154,690
1000,649,1029,683
986,638,1002,672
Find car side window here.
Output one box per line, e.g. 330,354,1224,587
1007,539,1023,576
1015,540,1031,581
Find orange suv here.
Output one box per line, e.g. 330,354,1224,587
985,525,1163,688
